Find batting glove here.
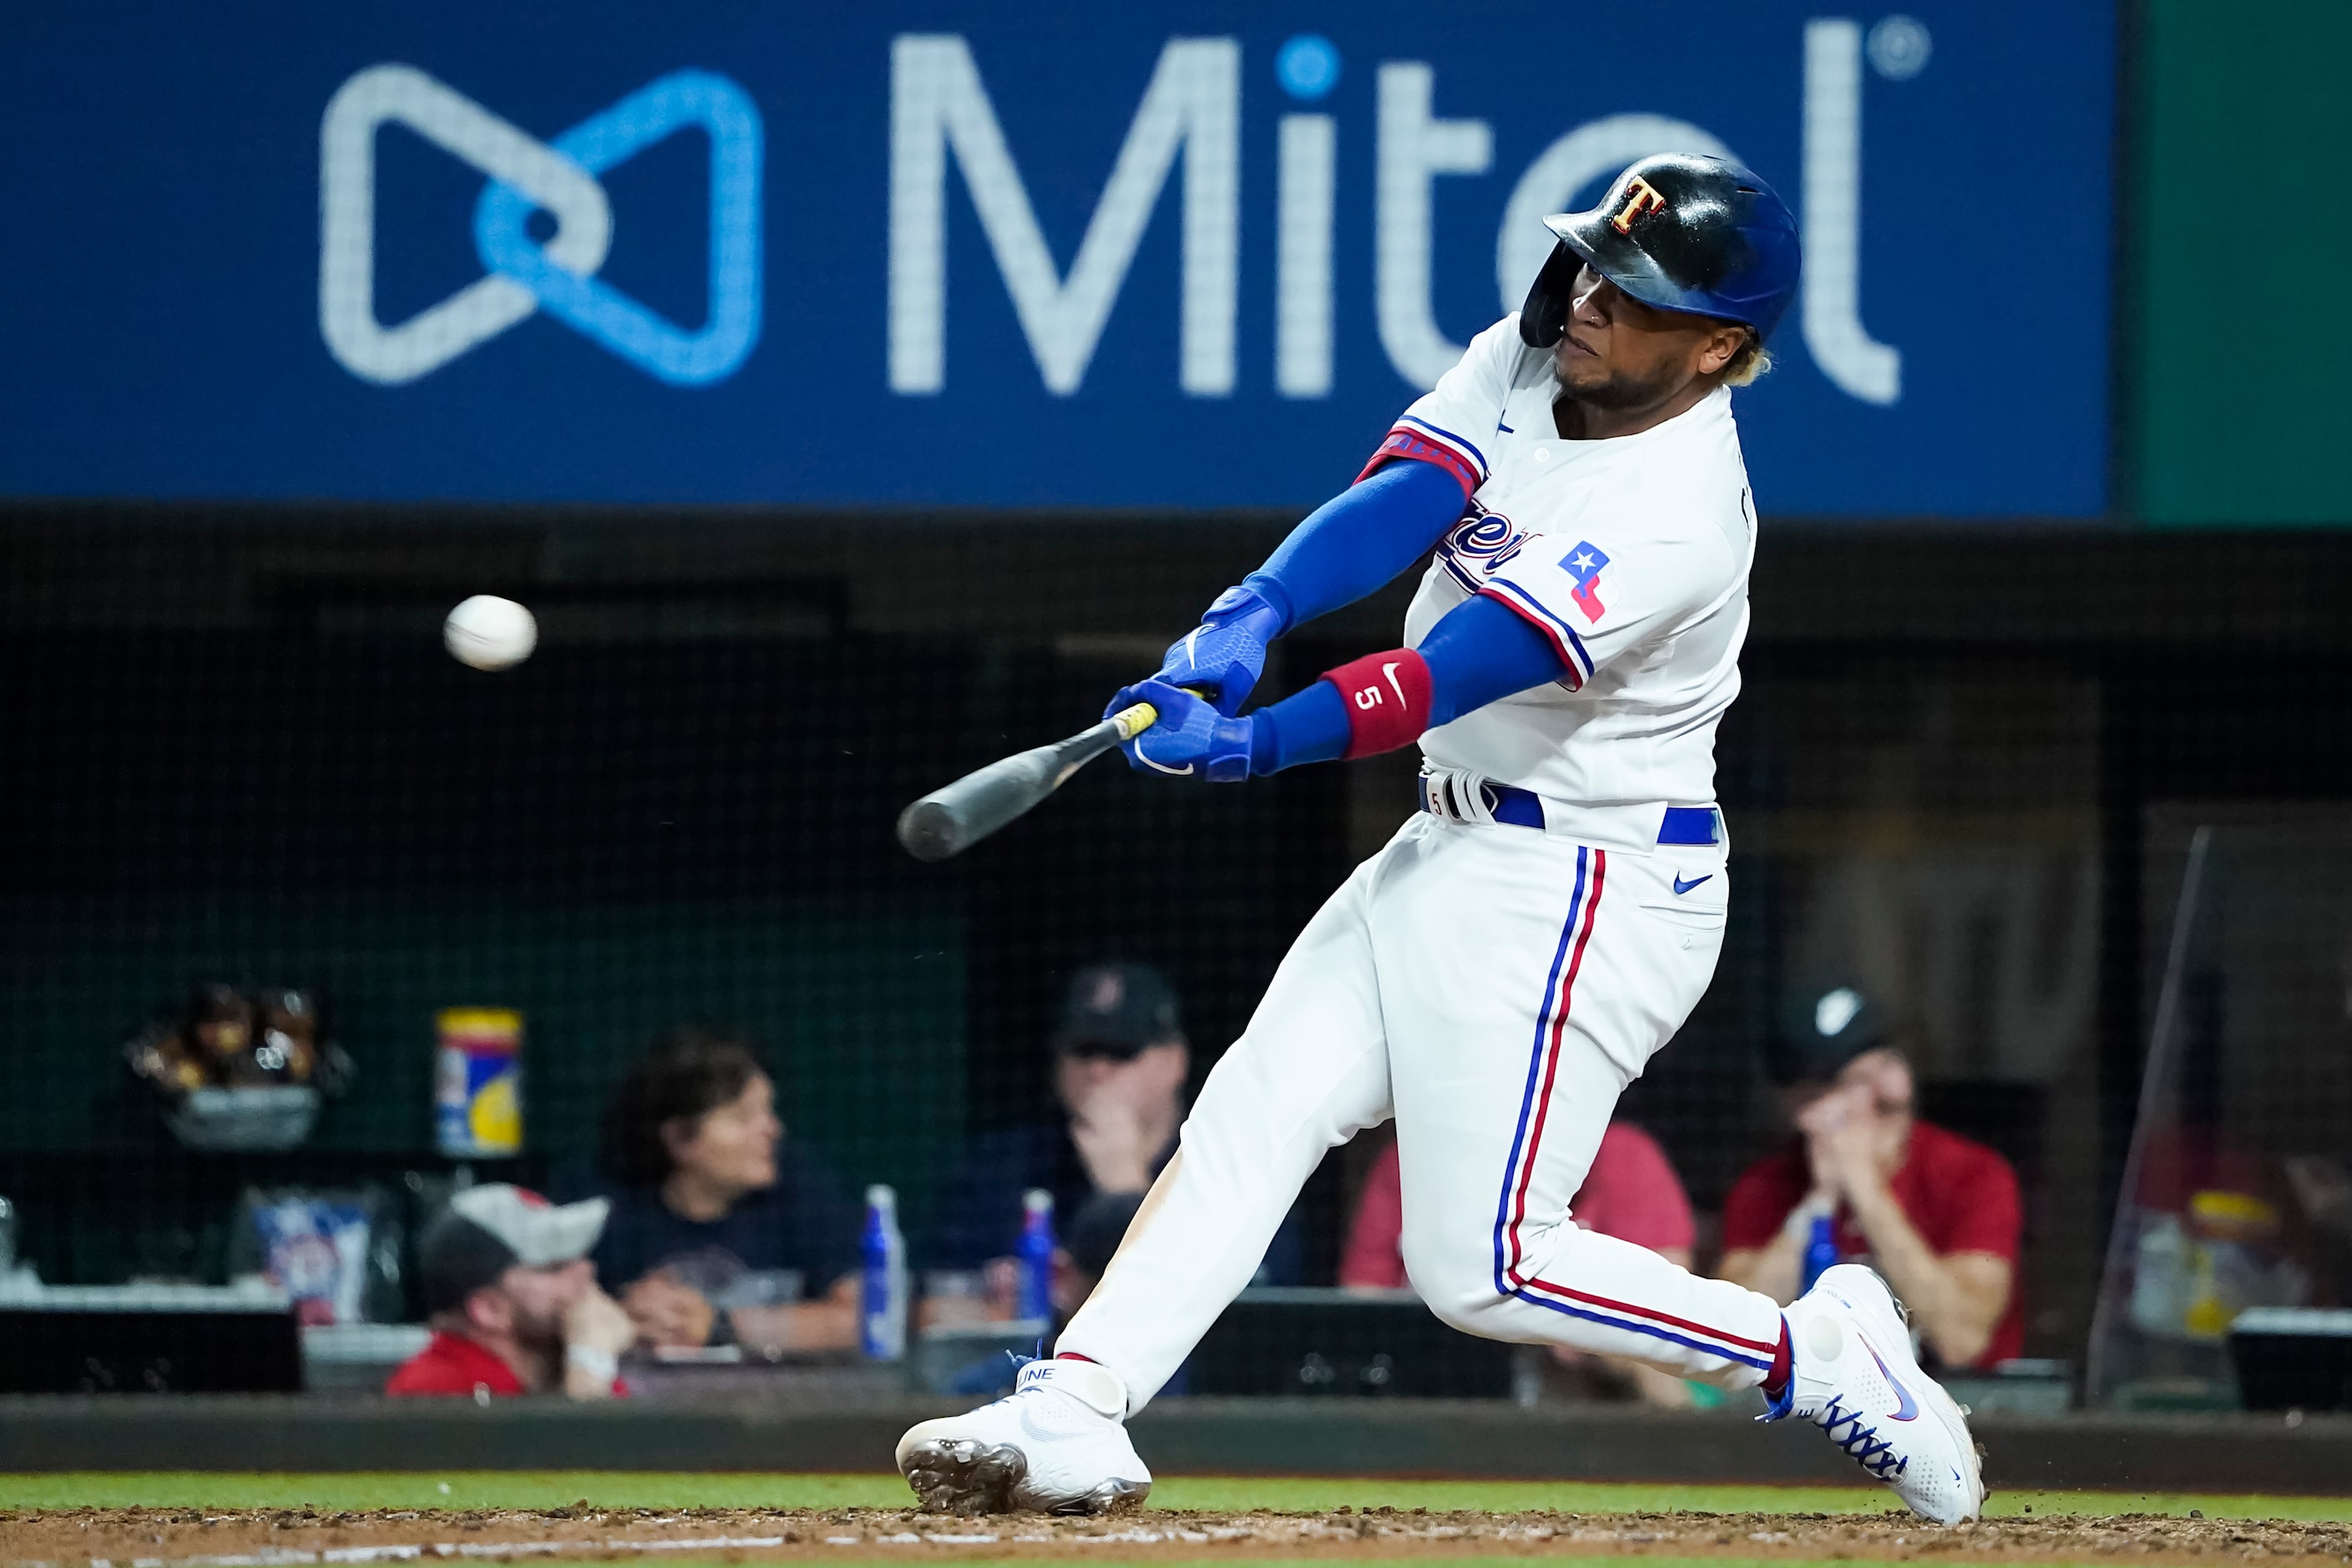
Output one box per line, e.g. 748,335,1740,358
1105,679,1255,782
1153,586,1285,716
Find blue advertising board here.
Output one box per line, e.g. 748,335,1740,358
0,3,2112,514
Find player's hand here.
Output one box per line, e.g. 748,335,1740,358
1105,679,1254,782
1152,586,1285,716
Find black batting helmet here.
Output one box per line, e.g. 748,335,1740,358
1520,153,1802,351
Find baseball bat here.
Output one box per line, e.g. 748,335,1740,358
896,698,1165,862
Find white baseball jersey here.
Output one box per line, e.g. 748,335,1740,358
1376,315,1757,813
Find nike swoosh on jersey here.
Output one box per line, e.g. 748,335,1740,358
1672,873,1713,895
1865,1343,1920,1421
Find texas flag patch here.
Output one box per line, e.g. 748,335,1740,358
1560,541,1610,622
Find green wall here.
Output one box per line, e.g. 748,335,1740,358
2135,0,2352,525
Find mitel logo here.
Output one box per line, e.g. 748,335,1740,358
318,15,1922,404
319,65,762,386
890,17,1926,405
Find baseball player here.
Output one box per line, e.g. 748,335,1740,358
898,155,1984,1524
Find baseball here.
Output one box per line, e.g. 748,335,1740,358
443,594,538,671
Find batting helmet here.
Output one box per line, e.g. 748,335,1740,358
1518,153,1801,351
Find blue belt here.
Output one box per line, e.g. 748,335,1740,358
1417,778,1720,846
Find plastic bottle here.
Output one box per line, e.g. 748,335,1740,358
2128,1211,2192,1340
860,1184,908,1361
1800,1211,1839,1294
1016,1188,1056,1323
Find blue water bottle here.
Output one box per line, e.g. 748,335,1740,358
861,1184,907,1361
1801,1211,1840,1294
1016,1188,1056,1323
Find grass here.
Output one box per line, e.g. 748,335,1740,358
1,1474,2349,1521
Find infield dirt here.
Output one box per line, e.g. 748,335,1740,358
5,1507,2350,1565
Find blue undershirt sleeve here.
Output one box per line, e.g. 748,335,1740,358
1247,679,1349,774
1242,459,1467,630
1419,593,1571,726
1247,593,1571,775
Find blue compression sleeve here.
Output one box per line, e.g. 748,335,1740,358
1419,593,1571,726
1247,679,1349,773
1242,459,1466,630
1247,593,1570,774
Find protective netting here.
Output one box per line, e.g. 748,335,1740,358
1,518,2347,1406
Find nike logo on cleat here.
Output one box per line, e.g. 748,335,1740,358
1672,873,1712,894
1866,1343,1920,1421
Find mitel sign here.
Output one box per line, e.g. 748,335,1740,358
880,23,1907,406
0,2,2112,513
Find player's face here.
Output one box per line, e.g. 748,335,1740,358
1551,264,1742,411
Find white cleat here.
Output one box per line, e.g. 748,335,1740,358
1771,1264,1986,1525
896,1358,1152,1515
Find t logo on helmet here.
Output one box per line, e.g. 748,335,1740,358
1611,176,1670,234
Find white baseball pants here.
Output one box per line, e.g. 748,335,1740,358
1058,810,1785,1409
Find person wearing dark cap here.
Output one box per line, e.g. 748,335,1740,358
924,963,1301,1293
385,1183,635,1399
1716,977,2024,1369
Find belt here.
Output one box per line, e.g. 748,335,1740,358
1416,776,1720,846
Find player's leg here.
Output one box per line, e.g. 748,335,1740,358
1376,821,1982,1522
898,846,1398,1512
1054,857,1397,1400
1376,820,1778,1381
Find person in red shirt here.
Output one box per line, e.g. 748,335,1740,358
385,1183,635,1399
1717,979,2023,1370
1341,1121,1699,1403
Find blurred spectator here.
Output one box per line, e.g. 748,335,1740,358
926,963,1301,1307
1717,977,2023,1369
588,1027,861,1353
1055,1191,1146,1319
1339,1123,1698,1404
385,1184,631,1399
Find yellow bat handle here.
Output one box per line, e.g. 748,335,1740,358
1109,701,1161,741
1108,684,1210,743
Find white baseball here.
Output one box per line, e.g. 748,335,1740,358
443,594,539,671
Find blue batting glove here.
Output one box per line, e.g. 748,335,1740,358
1153,586,1286,716
1105,679,1255,782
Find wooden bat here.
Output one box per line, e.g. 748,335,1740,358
896,698,1166,862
